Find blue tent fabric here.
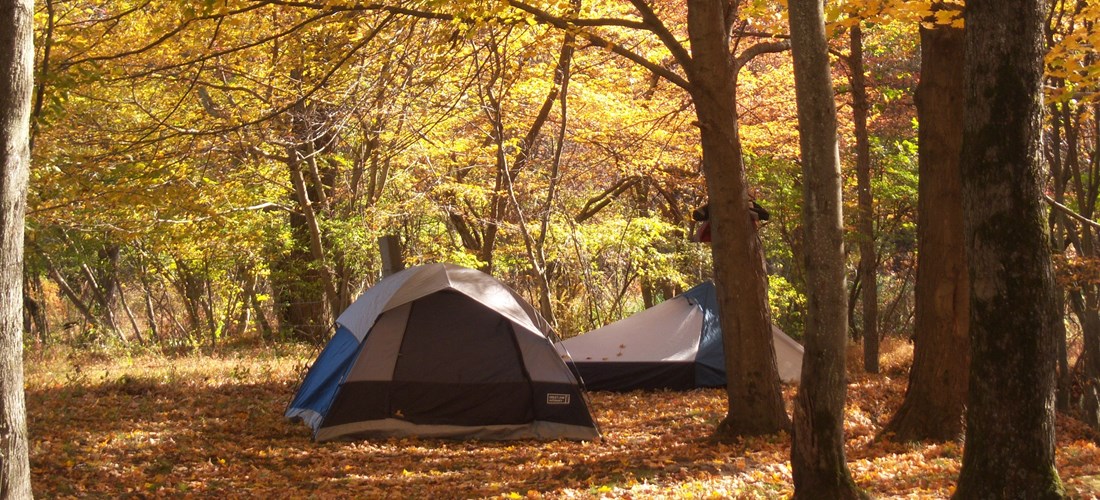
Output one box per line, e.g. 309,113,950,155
558,280,803,391
682,282,725,387
286,326,361,429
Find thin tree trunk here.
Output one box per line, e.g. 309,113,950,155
139,271,160,343
115,278,144,344
287,155,339,323
203,272,217,349
234,270,253,339
171,261,205,335
161,282,189,340
135,250,160,342
849,23,879,373
245,273,274,341
1046,97,1073,412
953,0,1064,495
23,270,47,343
531,15,578,326
786,0,863,496
0,0,35,494
883,20,969,442
38,249,101,331
79,263,122,338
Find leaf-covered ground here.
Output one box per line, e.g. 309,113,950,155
26,341,1100,498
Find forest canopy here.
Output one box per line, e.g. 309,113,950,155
26,0,923,346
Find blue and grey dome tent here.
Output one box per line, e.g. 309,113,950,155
557,281,803,392
286,263,599,441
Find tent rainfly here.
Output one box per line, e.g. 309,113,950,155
285,263,600,442
556,281,803,391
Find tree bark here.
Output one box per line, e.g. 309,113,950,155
849,23,879,374
0,0,35,495
1044,99,1073,413
1068,290,1100,428
883,21,969,442
510,0,791,438
686,0,789,438
785,0,863,496
953,0,1064,496
23,272,47,344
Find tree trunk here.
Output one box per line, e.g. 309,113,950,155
79,263,122,339
243,270,274,341
271,208,331,341
883,21,969,442
39,248,101,332
138,270,160,343
501,24,578,327
953,0,1064,496
1067,290,1100,430
134,249,160,342
1045,90,1100,426
115,278,144,344
849,23,879,374
1045,104,1072,411
686,0,789,439
288,152,339,322
0,0,35,495
23,271,47,344
785,0,862,496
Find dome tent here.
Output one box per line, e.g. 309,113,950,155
286,263,599,441
557,281,803,391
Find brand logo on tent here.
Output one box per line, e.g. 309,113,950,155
546,393,571,405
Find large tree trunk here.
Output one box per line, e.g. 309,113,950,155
686,0,789,438
0,0,35,495
849,23,879,374
883,21,969,442
785,0,862,497
953,0,1064,496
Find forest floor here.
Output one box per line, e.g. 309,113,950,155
25,339,1100,499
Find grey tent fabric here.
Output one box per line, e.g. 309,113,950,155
557,281,803,391
286,263,600,442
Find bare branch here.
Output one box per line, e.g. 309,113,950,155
1044,194,1100,230
627,0,694,70
507,0,691,89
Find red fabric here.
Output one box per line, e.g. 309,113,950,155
694,222,711,243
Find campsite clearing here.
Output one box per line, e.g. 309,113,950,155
25,342,1100,498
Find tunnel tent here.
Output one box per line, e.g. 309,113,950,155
557,281,803,391
286,263,600,442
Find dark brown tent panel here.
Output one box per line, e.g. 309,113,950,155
286,263,600,441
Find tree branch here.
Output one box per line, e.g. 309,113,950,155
627,0,694,71
507,0,691,89
1044,194,1100,230
735,40,791,70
